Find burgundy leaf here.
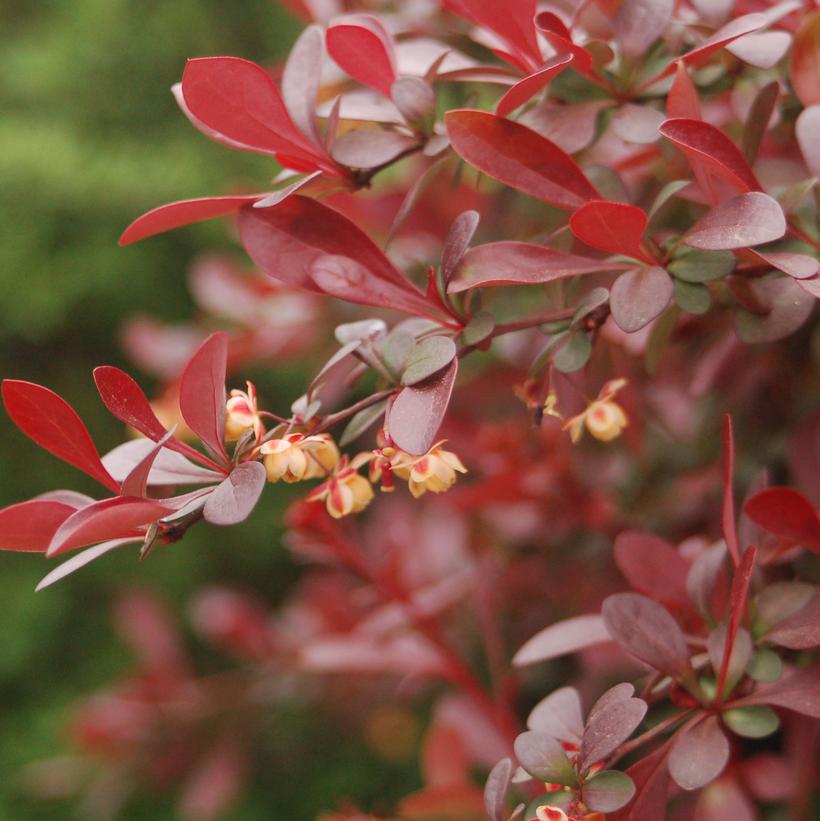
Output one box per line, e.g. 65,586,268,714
615,0,674,59
203,461,267,526
735,276,815,343
602,593,691,678
570,201,654,263
449,241,625,294
578,697,647,772
765,594,820,650
484,758,513,821
0,499,79,552
119,432,176,498
47,497,173,557
741,81,779,164
581,770,636,814
495,54,573,117
281,25,323,144
587,683,636,724
731,665,820,717
684,192,786,250
330,129,417,168
119,195,261,246
513,614,612,667
514,731,577,786
743,487,820,552
2,380,119,493
180,332,229,463
687,541,728,620
607,741,671,821
388,358,458,455
527,687,584,744
659,118,760,193
668,717,729,790
238,197,444,320
751,250,819,280
796,105,820,176
36,539,139,591
790,12,820,107
614,531,690,608
326,15,397,97
181,57,322,163
721,414,740,565
444,110,600,210
609,267,674,333
441,210,480,284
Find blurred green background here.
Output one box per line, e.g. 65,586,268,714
0,2,417,818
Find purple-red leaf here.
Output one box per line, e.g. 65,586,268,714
765,594,820,650
615,0,674,59
2,380,119,493
514,731,577,786
47,496,173,557
119,432,175,498
484,758,513,821
238,197,443,320
613,531,690,608
180,332,229,463
581,771,636,814
659,118,761,193
119,196,261,246
743,487,820,553
602,593,691,679
513,614,612,667
668,717,729,790
495,54,572,117
326,15,397,97
578,697,647,772
448,241,625,294
445,110,600,210
388,358,458,455
203,461,267,526
610,267,674,333
731,665,820,717
527,687,584,744
608,741,671,821
0,499,79,552
684,192,786,250
441,210,480,284
721,414,740,566
790,12,820,107
570,201,654,263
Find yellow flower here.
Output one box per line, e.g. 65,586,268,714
307,456,374,518
259,433,339,483
563,378,628,444
224,382,264,442
391,440,467,498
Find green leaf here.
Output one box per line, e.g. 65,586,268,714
554,332,592,373
674,279,711,314
514,731,578,786
571,287,609,327
668,248,735,282
401,336,457,386
581,770,636,813
378,329,416,379
648,179,689,222
722,705,780,739
460,311,495,346
747,648,783,683
524,791,574,821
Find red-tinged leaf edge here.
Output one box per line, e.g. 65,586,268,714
203,461,267,526
179,332,230,464
326,15,397,98
2,380,119,493
743,487,820,553
570,201,656,263
0,499,79,552
721,414,740,566
119,196,262,246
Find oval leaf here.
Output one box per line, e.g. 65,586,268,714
578,698,647,772
326,15,397,97
527,687,584,744
401,336,457,386
668,717,729,791
0,499,78,552
203,462,267,526
684,192,786,250
514,731,577,787
614,530,690,607
514,614,612,667
610,267,674,333
570,201,654,263
581,770,636,813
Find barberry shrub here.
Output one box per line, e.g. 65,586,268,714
3,1,819,819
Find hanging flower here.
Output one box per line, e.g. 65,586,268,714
224,382,264,442
563,379,628,444
306,455,375,518
259,433,340,483
390,441,467,498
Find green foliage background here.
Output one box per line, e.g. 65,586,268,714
0,2,416,818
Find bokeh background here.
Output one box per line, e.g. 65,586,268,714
0,2,416,817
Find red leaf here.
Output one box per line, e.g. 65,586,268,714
2,380,119,493
281,25,323,144
495,54,572,117
513,614,612,666
119,432,175,498
666,62,701,120
326,15,397,97
721,414,740,565
717,545,757,698
448,241,625,293
609,267,674,333
180,332,229,463
614,530,690,608
578,697,647,771
796,105,820,177
659,118,760,193
744,487,820,553
602,593,691,679
388,358,458,455
669,717,729,790
731,665,820,717
47,496,173,557
181,57,322,164
445,110,600,210
614,0,674,59
765,594,820,650
119,195,261,246
684,192,786,251
790,12,820,107
93,366,224,472
203,462,267,526
0,499,79,552
445,0,542,71
570,201,654,263
608,740,671,821
441,211,480,284
238,197,444,320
